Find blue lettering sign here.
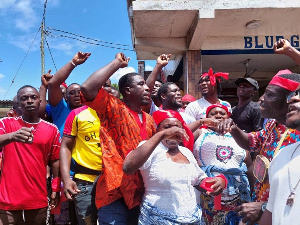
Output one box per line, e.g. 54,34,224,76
244,37,252,48
291,35,299,48
255,36,263,48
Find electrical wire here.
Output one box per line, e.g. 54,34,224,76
45,35,57,71
4,27,41,99
46,26,132,47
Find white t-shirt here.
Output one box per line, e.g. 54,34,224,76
267,142,300,225
185,97,232,120
139,141,207,218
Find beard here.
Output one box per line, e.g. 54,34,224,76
286,119,300,130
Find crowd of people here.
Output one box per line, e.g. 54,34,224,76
0,38,299,225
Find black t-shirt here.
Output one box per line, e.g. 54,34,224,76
231,101,264,133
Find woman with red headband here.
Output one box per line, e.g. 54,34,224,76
193,104,252,225
123,110,227,224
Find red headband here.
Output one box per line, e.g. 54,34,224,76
61,82,68,89
182,94,196,102
153,110,194,151
202,68,229,86
269,69,299,91
206,103,231,117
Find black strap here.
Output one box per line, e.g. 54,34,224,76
74,161,101,175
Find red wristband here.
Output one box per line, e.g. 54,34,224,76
51,177,61,192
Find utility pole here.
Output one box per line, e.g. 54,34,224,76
40,22,45,76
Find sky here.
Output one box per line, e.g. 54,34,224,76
0,0,157,100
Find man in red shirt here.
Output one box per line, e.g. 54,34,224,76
80,53,170,224
0,85,61,225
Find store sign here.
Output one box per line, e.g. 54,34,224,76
244,35,299,49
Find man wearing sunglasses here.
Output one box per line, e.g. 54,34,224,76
218,71,300,225
260,85,300,225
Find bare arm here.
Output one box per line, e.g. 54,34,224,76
49,158,60,209
187,118,219,133
244,150,255,191
81,53,129,101
146,54,171,91
123,127,189,174
142,54,171,113
274,39,300,65
38,70,53,119
259,209,272,225
48,52,91,106
60,135,80,200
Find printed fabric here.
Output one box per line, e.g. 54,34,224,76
248,119,300,202
81,89,156,209
194,129,249,225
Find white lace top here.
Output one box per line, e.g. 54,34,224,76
138,142,207,217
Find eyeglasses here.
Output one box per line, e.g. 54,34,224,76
286,89,300,103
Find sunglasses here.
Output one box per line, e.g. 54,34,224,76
286,89,300,103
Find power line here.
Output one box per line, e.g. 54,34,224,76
45,30,134,52
46,27,132,48
45,35,57,71
4,27,41,99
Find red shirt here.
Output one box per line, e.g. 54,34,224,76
0,117,60,210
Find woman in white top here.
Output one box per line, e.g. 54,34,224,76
193,104,252,225
123,110,226,225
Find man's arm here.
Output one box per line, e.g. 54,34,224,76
142,54,171,113
146,54,171,90
259,210,272,225
274,39,300,65
38,70,53,119
48,52,91,106
81,53,129,102
60,135,80,200
49,158,60,209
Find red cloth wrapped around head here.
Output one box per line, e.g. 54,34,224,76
201,68,229,86
206,103,231,117
153,110,194,151
61,82,68,89
182,94,196,102
269,69,300,91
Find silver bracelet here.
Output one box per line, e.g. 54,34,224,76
69,60,76,67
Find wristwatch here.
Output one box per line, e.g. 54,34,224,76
261,202,267,212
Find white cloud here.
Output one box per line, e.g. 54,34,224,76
7,33,40,51
111,67,136,82
0,74,5,79
0,87,6,93
145,64,154,71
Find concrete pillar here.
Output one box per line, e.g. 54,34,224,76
183,50,202,99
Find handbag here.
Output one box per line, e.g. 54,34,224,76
253,129,288,183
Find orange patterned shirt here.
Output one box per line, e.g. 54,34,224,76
81,89,156,209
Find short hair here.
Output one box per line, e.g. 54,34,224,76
156,79,163,84
157,82,176,102
17,85,38,100
67,83,80,91
118,73,139,96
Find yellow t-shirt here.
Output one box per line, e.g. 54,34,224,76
63,105,102,182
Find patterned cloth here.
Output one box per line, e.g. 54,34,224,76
248,119,300,202
81,89,156,209
139,201,201,225
194,129,249,225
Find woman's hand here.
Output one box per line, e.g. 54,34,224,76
163,127,189,142
206,176,226,196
